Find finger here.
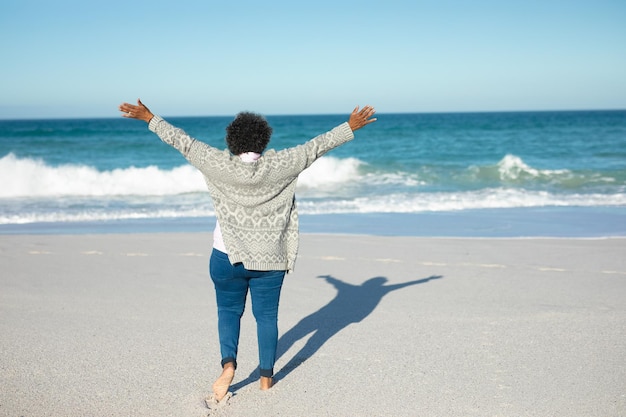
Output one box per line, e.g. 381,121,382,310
119,103,137,118
359,106,373,116
120,103,136,112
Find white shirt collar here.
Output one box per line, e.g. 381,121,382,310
239,152,261,162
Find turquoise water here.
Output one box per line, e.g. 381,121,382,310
1,110,625,236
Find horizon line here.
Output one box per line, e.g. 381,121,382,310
1,107,625,121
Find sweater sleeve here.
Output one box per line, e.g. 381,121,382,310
148,115,225,173
275,122,355,177
148,115,196,156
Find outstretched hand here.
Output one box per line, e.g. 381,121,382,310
118,99,154,123
348,105,377,131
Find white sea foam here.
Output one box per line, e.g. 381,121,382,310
297,189,626,214
3,188,624,225
2,153,625,225
3,153,613,199
497,154,569,180
1,154,369,198
297,156,363,188
1,153,206,197
0,207,216,225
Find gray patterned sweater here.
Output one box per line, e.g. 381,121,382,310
148,116,354,272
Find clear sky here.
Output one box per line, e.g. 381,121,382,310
1,0,625,119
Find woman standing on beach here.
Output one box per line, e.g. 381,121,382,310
118,99,376,402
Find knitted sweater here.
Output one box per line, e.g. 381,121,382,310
148,116,355,272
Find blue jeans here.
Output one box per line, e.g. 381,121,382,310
209,249,285,378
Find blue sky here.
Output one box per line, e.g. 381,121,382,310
1,0,625,119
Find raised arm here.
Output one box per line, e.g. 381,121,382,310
118,99,154,123
270,104,376,179
118,99,200,158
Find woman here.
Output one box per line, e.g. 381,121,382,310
118,99,376,403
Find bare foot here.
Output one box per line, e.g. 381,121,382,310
260,376,273,391
212,363,235,402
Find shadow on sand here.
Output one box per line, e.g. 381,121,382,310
230,273,442,392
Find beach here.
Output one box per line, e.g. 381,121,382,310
1,233,625,417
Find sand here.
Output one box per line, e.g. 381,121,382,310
1,233,625,417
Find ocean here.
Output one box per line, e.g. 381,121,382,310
1,110,625,237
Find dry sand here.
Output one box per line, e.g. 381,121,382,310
1,233,625,417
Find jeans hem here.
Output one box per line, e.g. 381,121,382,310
221,357,237,369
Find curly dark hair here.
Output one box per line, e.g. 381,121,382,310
225,112,273,155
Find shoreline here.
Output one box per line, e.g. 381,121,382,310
2,206,626,238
